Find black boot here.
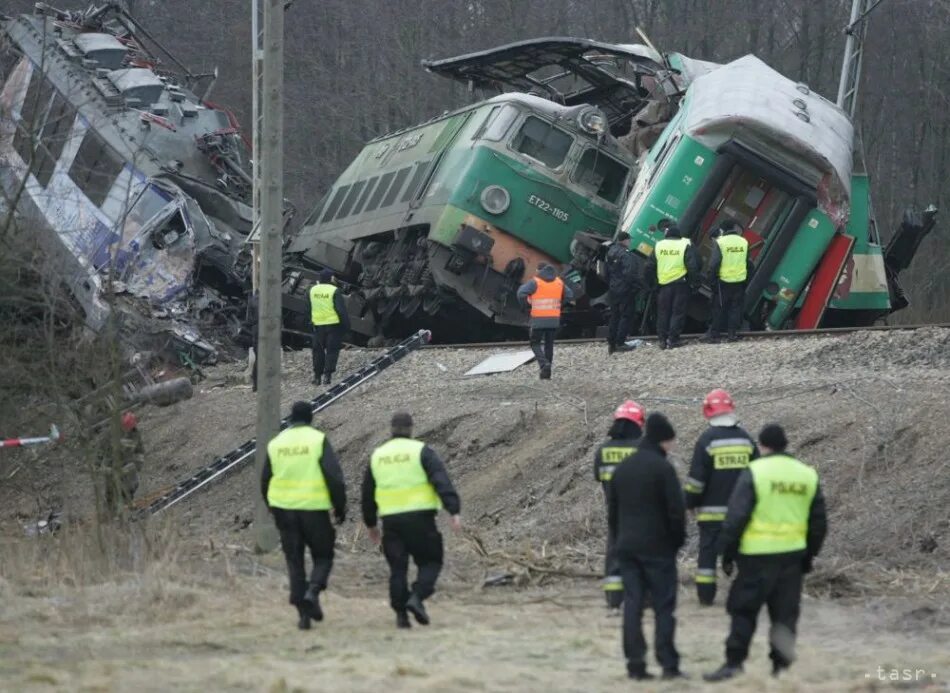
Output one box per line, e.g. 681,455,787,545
405,593,430,625
303,586,323,622
297,606,311,631
628,666,655,681
322,372,332,385
703,664,743,682
396,611,411,629
658,340,668,350
662,669,688,680
539,365,552,380
311,374,321,385
607,342,615,355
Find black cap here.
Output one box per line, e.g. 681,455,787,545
290,401,313,424
645,412,676,444
616,232,631,242
391,411,413,430
318,268,333,283
759,424,788,452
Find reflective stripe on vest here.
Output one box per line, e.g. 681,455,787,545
529,276,564,318
370,438,441,516
697,505,729,522
655,238,690,285
310,283,341,326
739,455,818,555
717,234,749,283
598,444,637,482
603,575,623,592
707,437,755,470
266,426,331,510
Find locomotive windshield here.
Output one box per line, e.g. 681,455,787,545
511,116,573,169
573,148,629,204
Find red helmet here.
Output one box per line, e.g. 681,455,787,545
614,400,645,427
121,411,138,432
703,389,735,419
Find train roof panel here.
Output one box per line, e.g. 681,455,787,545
422,37,676,134
683,55,853,226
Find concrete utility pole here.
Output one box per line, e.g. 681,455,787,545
253,0,285,552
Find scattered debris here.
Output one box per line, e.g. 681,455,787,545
464,350,535,376
1,424,60,449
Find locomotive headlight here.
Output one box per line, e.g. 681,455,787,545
480,185,510,215
578,107,607,135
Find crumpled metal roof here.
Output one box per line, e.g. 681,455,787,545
682,55,853,226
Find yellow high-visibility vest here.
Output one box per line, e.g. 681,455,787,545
371,438,441,516
717,234,749,283
310,283,341,326
655,238,690,285
739,455,818,555
598,444,637,482
266,425,331,510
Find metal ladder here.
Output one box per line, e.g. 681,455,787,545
132,329,432,519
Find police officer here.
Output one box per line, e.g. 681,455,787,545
704,424,827,682
593,400,645,612
516,263,575,379
604,233,643,355
309,268,351,385
705,220,753,343
608,413,687,681
362,412,461,629
262,401,347,630
685,389,758,605
644,224,699,349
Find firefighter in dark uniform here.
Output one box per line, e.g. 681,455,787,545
362,412,461,629
309,268,350,385
102,411,145,517
644,224,699,349
604,232,643,354
705,220,753,343
608,413,687,681
593,400,645,612
516,263,575,379
685,389,758,605
704,424,828,682
262,401,347,630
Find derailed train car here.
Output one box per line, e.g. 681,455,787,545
0,3,260,361
287,37,934,341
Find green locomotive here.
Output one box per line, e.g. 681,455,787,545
284,40,672,340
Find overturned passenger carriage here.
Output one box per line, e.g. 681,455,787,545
0,3,258,361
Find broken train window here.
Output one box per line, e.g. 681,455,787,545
11,68,76,188
510,116,573,169
68,128,124,207
572,148,629,204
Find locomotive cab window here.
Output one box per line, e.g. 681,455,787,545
573,149,629,204
476,104,519,142
510,116,572,169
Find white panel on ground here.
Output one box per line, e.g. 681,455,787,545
464,350,536,376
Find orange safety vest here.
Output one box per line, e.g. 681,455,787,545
529,276,564,319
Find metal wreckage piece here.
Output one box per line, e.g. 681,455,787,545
0,3,291,365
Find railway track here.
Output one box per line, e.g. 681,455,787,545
420,322,950,349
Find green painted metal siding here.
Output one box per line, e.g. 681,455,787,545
764,209,837,329
623,134,717,254
435,146,619,261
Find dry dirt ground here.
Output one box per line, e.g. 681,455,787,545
2,329,950,690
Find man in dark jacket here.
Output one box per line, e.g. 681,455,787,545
362,412,461,629
516,263,575,379
309,268,351,386
604,233,643,354
593,400,645,612
607,413,687,681
685,389,758,605
644,225,700,349
262,401,347,630
704,424,828,682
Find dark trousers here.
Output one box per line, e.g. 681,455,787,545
312,325,344,378
709,281,745,338
382,512,444,612
602,489,623,607
529,327,557,369
696,522,721,604
620,554,680,674
607,292,638,347
725,554,804,669
272,509,335,607
656,281,689,343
